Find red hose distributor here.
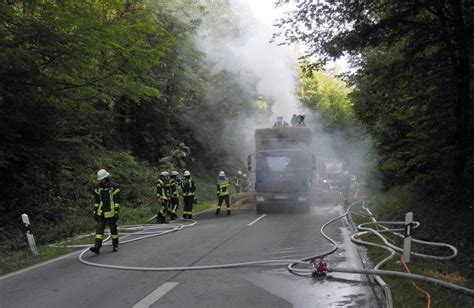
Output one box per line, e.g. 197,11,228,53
311,258,328,277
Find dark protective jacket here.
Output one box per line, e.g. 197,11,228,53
217,177,230,196
234,175,242,189
94,181,120,218
156,178,169,201
181,177,196,197
169,177,180,198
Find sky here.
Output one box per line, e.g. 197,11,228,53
242,0,350,73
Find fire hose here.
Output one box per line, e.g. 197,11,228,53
287,199,473,308
52,205,474,307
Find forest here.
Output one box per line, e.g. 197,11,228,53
0,0,472,277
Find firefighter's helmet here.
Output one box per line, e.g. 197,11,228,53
97,169,110,181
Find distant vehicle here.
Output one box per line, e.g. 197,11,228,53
247,126,315,213
320,160,344,190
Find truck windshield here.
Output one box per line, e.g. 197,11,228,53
258,152,306,172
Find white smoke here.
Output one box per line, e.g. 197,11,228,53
190,0,373,186
195,0,301,120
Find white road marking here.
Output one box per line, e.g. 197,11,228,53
247,214,266,226
133,282,179,308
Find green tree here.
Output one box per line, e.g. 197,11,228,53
298,66,353,130
277,0,472,198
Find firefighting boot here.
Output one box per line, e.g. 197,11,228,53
157,212,165,223
89,239,102,254
227,209,231,216
215,208,220,216
112,239,119,252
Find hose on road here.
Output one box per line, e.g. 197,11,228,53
286,197,473,308
51,204,474,304
52,218,308,271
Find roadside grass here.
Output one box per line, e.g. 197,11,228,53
349,201,474,307
0,245,77,276
0,178,216,276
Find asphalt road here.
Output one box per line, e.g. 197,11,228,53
1,202,380,308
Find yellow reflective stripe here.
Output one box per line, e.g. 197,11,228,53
111,234,119,239
97,201,103,215
96,234,103,239
111,188,120,195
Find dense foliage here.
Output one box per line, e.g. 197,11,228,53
278,0,472,202
0,0,260,249
278,0,473,275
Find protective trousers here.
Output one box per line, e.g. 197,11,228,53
157,200,170,223
183,196,194,219
93,217,119,252
216,195,231,216
170,197,179,220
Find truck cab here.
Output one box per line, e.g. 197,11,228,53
248,127,315,213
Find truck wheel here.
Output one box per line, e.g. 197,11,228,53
256,203,266,214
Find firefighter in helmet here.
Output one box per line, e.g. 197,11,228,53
156,171,170,223
90,169,120,254
181,170,196,219
234,170,243,193
216,171,231,216
242,173,250,192
169,170,181,220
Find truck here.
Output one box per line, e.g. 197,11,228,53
319,159,345,190
247,126,315,213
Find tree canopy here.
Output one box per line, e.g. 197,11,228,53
277,0,472,203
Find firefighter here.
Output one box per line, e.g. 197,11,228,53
242,174,250,192
90,169,120,254
169,170,180,220
234,170,243,193
181,170,196,219
295,113,306,127
273,116,289,127
156,171,170,223
216,171,231,216
290,114,297,126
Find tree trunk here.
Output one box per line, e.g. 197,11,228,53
451,0,471,182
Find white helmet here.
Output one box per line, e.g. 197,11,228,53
184,170,191,176
97,169,110,181
219,171,225,177
160,171,169,178
171,170,179,176
237,170,242,175
243,174,247,177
